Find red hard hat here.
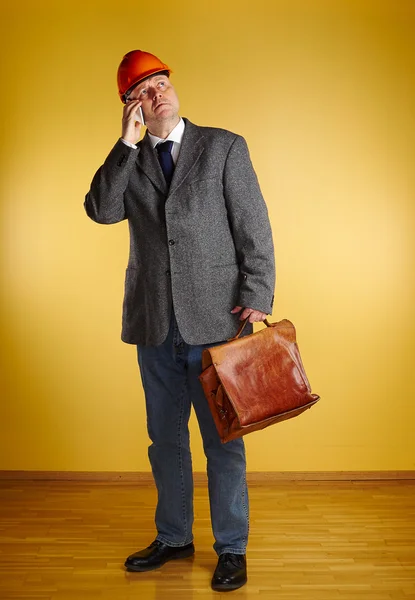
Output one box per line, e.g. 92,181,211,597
117,50,171,103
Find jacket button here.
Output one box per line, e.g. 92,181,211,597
168,239,175,245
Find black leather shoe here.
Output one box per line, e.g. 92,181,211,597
211,553,247,591
125,540,195,572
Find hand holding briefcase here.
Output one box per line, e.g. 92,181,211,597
199,318,320,443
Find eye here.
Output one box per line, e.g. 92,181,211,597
158,81,166,88
140,88,148,97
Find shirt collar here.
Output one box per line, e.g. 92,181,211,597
148,117,185,148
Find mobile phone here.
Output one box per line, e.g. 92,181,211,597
136,106,145,126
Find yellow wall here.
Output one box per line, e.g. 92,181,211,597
1,0,414,472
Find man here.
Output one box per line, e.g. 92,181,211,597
84,50,275,592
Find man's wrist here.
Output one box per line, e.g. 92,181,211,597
120,138,137,149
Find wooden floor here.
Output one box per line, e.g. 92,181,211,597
0,480,414,600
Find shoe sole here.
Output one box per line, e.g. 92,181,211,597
211,578,247,592
125,547,195,572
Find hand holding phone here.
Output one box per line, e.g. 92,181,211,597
122,99,145,144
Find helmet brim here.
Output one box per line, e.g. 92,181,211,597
121,69,171,103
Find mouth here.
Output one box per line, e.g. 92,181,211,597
154,102,169,111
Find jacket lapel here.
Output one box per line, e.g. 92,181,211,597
169,119,205,196
136,133,167,195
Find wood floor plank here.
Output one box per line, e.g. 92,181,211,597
0,481,414,599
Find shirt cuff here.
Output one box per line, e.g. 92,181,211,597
120,138,137,149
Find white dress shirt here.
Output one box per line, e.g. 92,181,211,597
121,118,185,164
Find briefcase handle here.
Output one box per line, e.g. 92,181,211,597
229,317,274,341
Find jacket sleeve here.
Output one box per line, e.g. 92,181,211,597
84,139,139,224
223,135,276,314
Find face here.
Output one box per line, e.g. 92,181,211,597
127,74,180,127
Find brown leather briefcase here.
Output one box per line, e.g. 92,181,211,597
199,319,320,443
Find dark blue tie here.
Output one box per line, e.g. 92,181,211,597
156,140,174,186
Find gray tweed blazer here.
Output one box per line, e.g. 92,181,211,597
84,118,275,346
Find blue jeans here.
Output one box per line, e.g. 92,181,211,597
137,311,249,556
